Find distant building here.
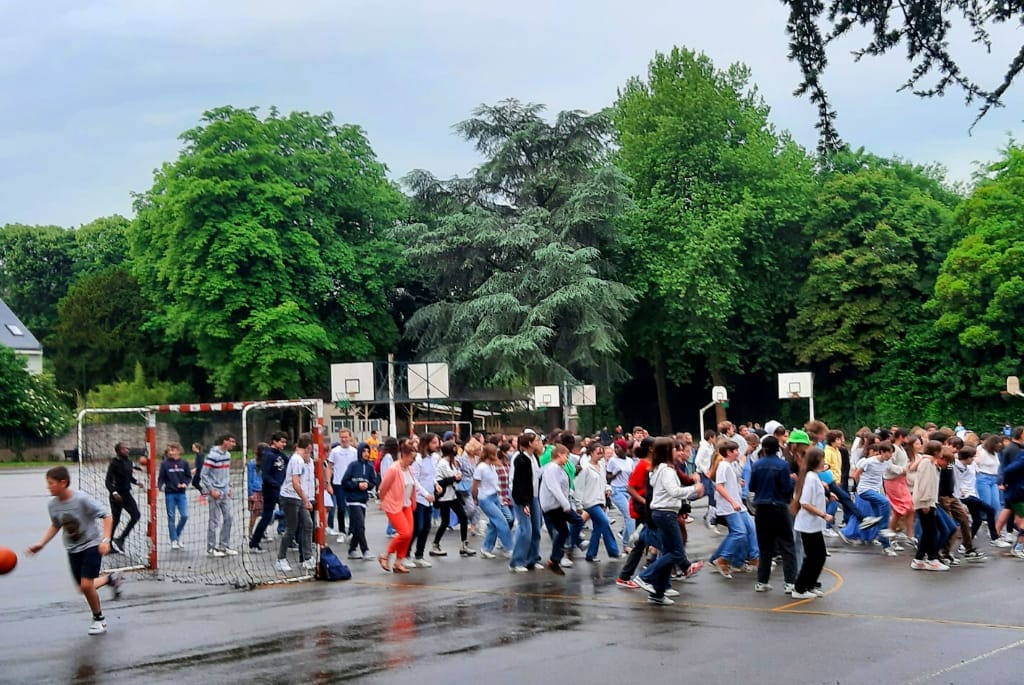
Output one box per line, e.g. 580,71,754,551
0,298,42,374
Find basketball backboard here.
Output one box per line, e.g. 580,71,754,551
777,371,813,399
330,362,375,402
533,385,560,409
407,363,449,400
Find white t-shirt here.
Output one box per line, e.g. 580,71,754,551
329,445,357,484
714,461,742,517
473,462,499,499
607,456,633,488
280,453,312,501
857,457,887,493
794,471,826,533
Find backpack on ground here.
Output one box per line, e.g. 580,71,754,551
317,545,351,581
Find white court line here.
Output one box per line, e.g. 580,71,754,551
901,637,1024,685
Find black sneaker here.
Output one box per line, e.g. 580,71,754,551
248,545,265,554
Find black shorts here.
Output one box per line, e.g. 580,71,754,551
68,546,102,584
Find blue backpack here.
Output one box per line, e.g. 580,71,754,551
317,546,351,581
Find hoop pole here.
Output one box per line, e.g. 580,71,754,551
313,410,326,548
698,400,716,440
145,411,158,571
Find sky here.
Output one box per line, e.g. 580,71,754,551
2,0,1022,227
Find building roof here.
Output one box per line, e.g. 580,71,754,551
0,298,42,352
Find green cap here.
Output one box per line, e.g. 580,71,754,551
788,429,811,445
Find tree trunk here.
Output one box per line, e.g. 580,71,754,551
710,364,727,427
653,342,672,434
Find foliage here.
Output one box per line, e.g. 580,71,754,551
84,363,194,408
394,100,634,389
788,150,960,375
72,215,131,278
0,347,71,439
613,48,815,390
48,267,152,396
0,224,75,341
130,106,406,398
782,1,1024,153
929,143,1024,419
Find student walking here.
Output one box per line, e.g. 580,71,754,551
104,442,142,554
200,434,238,557
275,434,315,573
157,443,191,549
378,440,418,573
792,448,832,599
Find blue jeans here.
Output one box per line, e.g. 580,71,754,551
976,473,1001,527
479,495,512,553
544,508,584,565
165,492,188,542
639,511,687,596
410,503,433,559
610,486,634,548
511,497,542,568
585,505,620,559
843,490,890,545
713,510,758,566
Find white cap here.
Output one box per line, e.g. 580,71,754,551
763,420,782,435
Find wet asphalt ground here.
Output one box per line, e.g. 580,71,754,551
2,467,1023,685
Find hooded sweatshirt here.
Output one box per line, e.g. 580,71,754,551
342,442,377,505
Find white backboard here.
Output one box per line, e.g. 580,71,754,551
712,385,728,402
330,362,375,402
1008,376,1023,397
778,371,813,399
533,385,560,409
407,362,450,400
571,384,597,406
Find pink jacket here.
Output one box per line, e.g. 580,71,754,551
379,462,416,514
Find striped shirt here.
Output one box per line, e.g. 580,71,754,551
200,445,232,493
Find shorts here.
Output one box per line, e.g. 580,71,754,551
1009,501,1024,518
248,491,264,513
68,546,102,584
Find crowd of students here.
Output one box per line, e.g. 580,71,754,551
361,419,1024,606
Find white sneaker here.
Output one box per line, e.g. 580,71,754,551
275,559,293,572
882,547,898,557
790,590,816,599
924,559,949,571
784,583,795,595
326,527,338,537
509,565,528,573
301,558,317,570
990,538,1011,549
632,576,655,594
207,548,226,558
910,559,927,570
413,557,432,568
479,550,497,559
822,528,838,538
879,528,897,538
560,558,574,568
88,619,107,635
220,548,239,556
754,582,773,592
336,535,346,544
170,540,180,550
664,588,680,597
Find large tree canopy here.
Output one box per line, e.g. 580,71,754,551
393,100,634,390
131,106,406,398
613,47,815,430
783,1,1024,153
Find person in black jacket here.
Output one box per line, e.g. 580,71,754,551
248,432,289,553
509,432,544,572
342,441,379,560
105,443,142,554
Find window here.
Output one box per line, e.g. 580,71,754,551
5,323,24,336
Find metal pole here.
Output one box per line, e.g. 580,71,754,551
563,381,570,431
698,400,716,439
809,396,815,422
145,411,157,571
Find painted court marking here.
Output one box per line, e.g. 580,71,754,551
899,637,1024,685
349,565,1024,633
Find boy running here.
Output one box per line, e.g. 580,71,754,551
27,466,123,635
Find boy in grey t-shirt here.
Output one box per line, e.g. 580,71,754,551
27,466,124,635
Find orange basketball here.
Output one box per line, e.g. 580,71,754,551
138,456,149,468
0,547,17,575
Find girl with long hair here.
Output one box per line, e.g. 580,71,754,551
792,447,832,599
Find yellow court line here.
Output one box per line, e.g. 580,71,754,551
772,566,844,611
346,568,1024,633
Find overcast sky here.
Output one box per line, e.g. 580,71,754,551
2,0,1022,227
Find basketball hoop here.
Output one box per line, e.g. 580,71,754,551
789,392,802,400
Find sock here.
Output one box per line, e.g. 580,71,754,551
93,612,104,621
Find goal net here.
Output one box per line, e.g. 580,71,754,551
76,400,326,588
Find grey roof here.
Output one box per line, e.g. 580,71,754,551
0,298,42,351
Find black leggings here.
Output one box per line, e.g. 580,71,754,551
915,507,940,560
434,498,468,545
111,491,140,543
795,531,826,593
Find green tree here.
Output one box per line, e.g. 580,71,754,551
73,215,131,277
0,347,71,442
788,151,960,376
929,142,1024,422
85,363,194,408
131,106,406,398
0,224,75,341
782,1,1024,152
394,100,634,392
48,267,152,396
613,47,815,431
